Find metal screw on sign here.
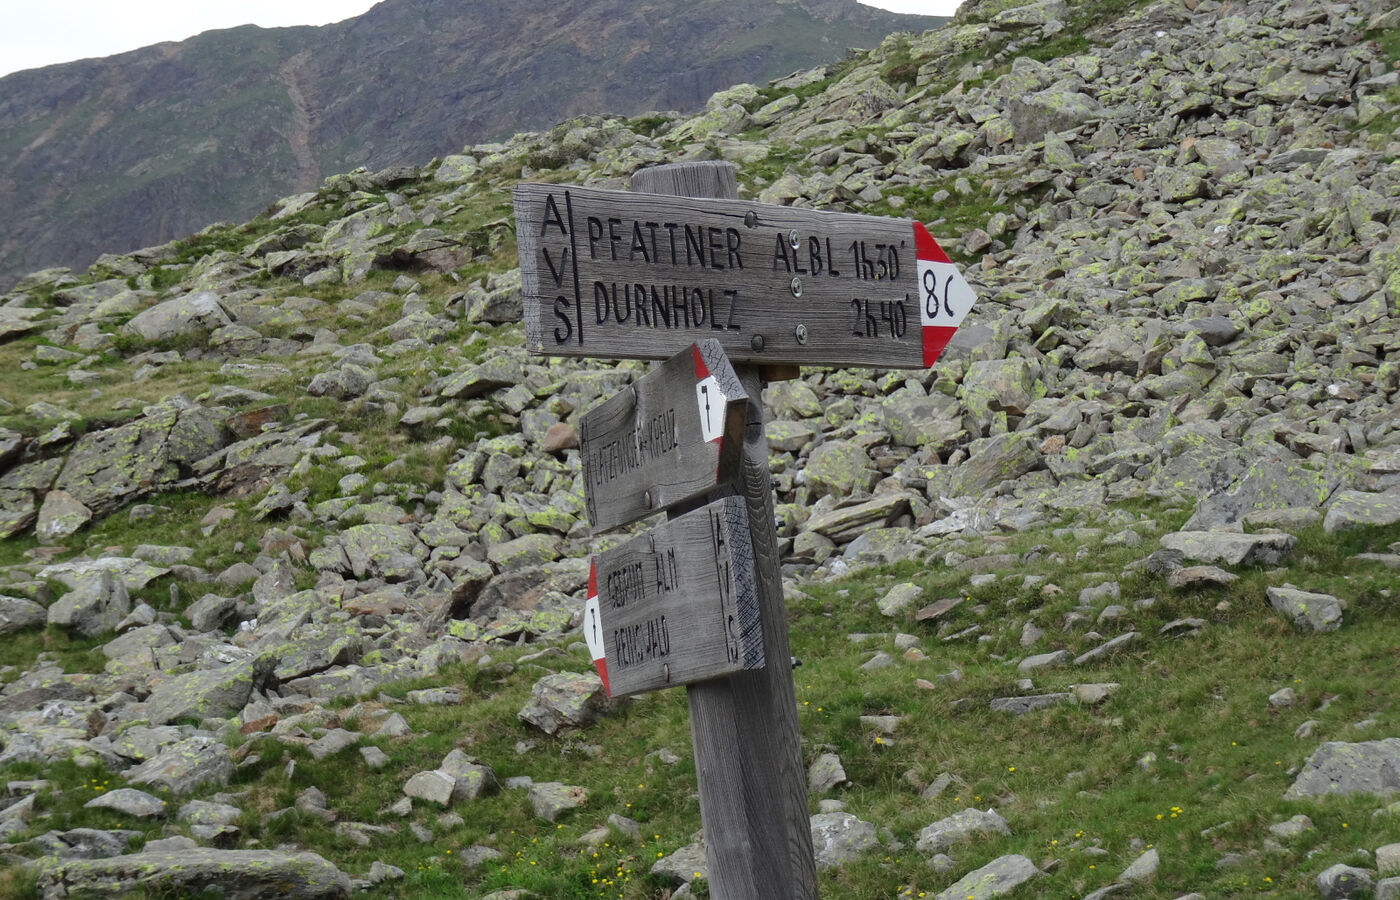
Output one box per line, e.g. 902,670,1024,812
750,334,765,352
744,211,759,229
788,229,800,249
644,490,654,510
794,323,809,345
664,664,671,683
790,276,803,298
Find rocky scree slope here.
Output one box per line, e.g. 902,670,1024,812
0,0,941,294
0,0,1400,896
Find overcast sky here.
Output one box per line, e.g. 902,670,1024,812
0,1,956,79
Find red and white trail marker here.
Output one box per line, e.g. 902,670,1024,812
584,562,609,694
914,221,977,367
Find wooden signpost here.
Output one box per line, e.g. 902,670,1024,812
514,161,977,900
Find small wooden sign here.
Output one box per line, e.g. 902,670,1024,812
582,495,763,698
580,339,746,533
514,182,976,369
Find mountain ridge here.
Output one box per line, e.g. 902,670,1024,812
0,0,942,292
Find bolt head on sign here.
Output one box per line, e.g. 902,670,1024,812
513,182,978,369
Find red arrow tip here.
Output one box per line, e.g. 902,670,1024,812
914,222,951,264
692,343,710,380
594,659,611,695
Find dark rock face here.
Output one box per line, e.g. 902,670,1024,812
0,0,941,290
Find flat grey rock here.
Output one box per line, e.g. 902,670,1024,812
916,807,1011,854
527,781,587,821
403,770,455,807
651,839,707,885
1120,847,1159,882
1324,490,1400,533
32,849,350,899
1018,650,1069,672
933,853,1040,900
809,811,878,869
83,788,166,818
990,693,1070,715
126,736,234,796
1267,585,1344,633
1159,531,1296,567
1074,632,1139,665
1285,739,1400,799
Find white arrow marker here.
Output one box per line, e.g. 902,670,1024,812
584,561,610,695
914,222,977,367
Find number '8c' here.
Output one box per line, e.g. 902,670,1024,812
923,269,953,319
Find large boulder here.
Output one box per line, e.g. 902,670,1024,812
804,440,878,499
52,405,228,516
144,657,274,725
0,595,48,634
881,390,965,451
933,854,1040,900
339,524,426,582
1267,585,1344,633
1159,531,1296,567
518,672,618,735
126,737,234,796
1324,490,1400,533
1284,739,1400,799
947,433,1041,497
31,848,350,899
809,812,879,869
916,807,1012,853
47,571,130,637
35,491,93,543
125,292,232,341
1008,88,1102,143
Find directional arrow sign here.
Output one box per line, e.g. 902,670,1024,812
514,182,977,368
579,339,746,533
584,495,762,698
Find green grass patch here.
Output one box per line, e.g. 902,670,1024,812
0,626,110,677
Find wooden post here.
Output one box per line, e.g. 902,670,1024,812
630,162,819,900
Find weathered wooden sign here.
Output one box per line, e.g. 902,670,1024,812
513,182,976,369
582,496,762,698
579,339,747,532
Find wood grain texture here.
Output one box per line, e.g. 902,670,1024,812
579,339,747,533
587,496,761,698
514,179,930,367
641,161,820,900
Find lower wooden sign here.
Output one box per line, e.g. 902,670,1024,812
583,495,763,698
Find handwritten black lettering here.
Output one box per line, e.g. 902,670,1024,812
608,218,623,261
587,216,603,259
552,296,573,344
540,193,568,237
